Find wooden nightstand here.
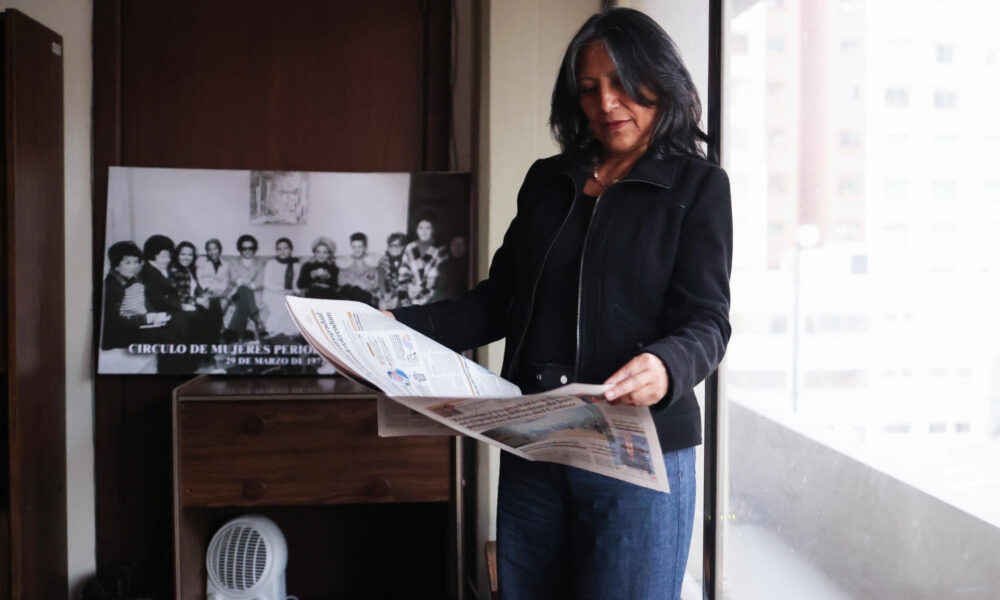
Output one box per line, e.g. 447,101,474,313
172,375,463,599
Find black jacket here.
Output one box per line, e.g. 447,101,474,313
393,152,732,450
141,262,183,314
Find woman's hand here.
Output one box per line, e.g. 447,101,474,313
602,353,669,406
146,312,171,326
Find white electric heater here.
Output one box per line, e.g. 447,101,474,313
206,514,288,600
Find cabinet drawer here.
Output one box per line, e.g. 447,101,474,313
176,400,451,506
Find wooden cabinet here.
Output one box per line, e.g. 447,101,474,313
0,9,66,599
173,376,460,599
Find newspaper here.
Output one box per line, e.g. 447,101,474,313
285,296,669,492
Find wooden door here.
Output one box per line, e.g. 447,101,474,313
2,9,67,599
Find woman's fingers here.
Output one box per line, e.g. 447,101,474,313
603,353,669,406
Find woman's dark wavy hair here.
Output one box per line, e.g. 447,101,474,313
143,234,175,262
550,8,708,161
171,241,198,272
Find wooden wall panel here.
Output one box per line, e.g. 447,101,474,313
92,0,452,591
119,0,428,172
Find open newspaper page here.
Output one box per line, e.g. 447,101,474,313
285,297,669,492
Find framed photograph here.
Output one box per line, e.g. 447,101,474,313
98,167,471,375
249,171,309,225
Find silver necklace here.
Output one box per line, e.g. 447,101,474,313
593,164,620,188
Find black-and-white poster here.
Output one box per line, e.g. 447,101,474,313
98,167,471,375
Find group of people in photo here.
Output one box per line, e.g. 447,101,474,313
100,212,469,367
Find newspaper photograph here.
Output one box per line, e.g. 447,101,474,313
286,296,670,492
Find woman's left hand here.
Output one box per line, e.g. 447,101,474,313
602,353,669,406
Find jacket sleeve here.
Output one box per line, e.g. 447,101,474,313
392,159,546,352
640,166,733,408
101,276,146,349
144,267,183,313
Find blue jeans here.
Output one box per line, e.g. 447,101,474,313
497,446,697,600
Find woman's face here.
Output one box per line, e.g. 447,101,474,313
387,238,404,257
116,255,142,278
239,240,257,258
276,241,292,260
576,42,660,159
350,240,367,259
416,220,434,242
178,246,195,267
206,242,221,261
449,236,467,258
154,249,172,269
314,244,331,262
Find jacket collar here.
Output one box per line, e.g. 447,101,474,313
555,152,679,190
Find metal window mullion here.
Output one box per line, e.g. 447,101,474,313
704,1,725,600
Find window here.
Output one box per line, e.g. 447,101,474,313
883,178,908,200
836,221,862,242
850,253,868,272
881,222,909,243
839,85,862,104
883,423,912,434
984,181,1000,202
885,133,909,153
767,129,787,148
931,180,958,202
885,87,910,107
934,134,959,156
839,130,862,148
804,369,868,389
985,137,1000,157
934,90,958,109
806,313,869,334
839,176,861,196
768,174,787,194
841,39,861,54
720,0,1000,596
936,44,954,63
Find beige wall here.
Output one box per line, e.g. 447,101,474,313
0,0,95,597
473,0,600,594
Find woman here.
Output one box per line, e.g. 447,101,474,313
377,232,408,309
100,240,171,350
195,238,230,341
169,241,211,345
262,237,301,335
297,236,339,299
224,233,268,342
392,9,731,599
431,234,469,302
336,232,378,306
169,241,209,311
399,213,444,305
140,234,194,370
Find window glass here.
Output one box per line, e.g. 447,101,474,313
722,0,1000,598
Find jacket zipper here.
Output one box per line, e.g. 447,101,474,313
574,177,669,378
507,175,579,381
